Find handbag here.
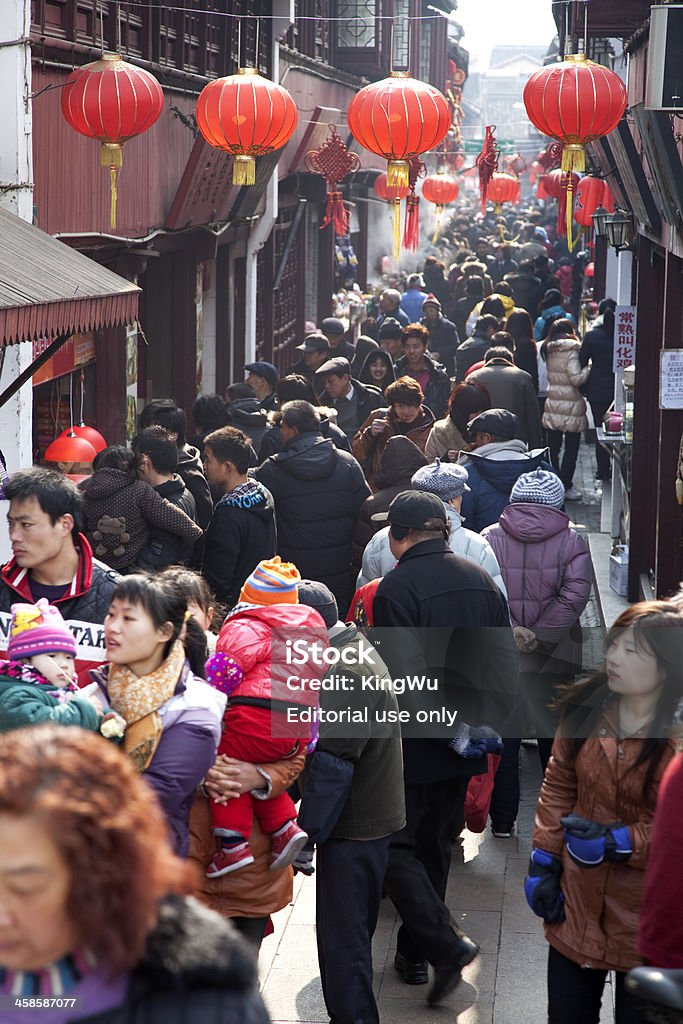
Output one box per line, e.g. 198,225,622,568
463,753,501,833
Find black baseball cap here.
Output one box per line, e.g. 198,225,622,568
467,408,518,441
372,489,447,536
245,361,278,387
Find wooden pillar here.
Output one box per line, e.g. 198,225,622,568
171,248,198,416
95,325,127,444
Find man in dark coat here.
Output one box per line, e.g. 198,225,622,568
321,317,356,363
454,314,499,382
245,361,279,413
0,468,119,676
504,259,544,317
133,426,198,570
579,300,616,480
468,347,543,448
372,490,518,1005
421,295,460,376
394,324,451,419
315,356,387,441
254,401,370,615
289,332,331,384
200,426,276,607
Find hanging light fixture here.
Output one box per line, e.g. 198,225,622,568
45,372,98,464
59,370,107,452
591,205,610,238
605,209,634,252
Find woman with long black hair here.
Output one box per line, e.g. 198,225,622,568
580,298,617,481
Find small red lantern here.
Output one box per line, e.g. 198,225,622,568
542,169,580,243
486,172,519,213
374,173,410,260
61,54,164,228
422,173,459,243
45,432,97,464
523,54,627,176
347,72,451,191
574,176,610,228
196,69,298,186
61,424,107,453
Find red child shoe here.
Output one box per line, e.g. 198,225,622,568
269,820,309,871
206,842,255,878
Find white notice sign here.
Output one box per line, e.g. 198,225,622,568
660,350,683,409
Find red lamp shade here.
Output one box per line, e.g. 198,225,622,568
523,54,626,175
347,72,451,190
487,172,519,209
61,54,164,228
45,432,97,464
373,173,410,202
196,69,298,186
574,176,610,228
585,262,595,277
61,424,107,453
422,174,459,206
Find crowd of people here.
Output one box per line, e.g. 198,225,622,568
0,203,681,1024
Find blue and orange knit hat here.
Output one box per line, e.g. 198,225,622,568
238,556,301,606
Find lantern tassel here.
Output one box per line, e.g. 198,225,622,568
387,159,410,191
320,191,349,236
391,199,402,261
561,144,585,176
109,165,119,230
431,205,444,245
101,143,123,230
233,155,256,186
565,179,578,253
403,193,420,251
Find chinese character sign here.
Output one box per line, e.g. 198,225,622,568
613,305,636,372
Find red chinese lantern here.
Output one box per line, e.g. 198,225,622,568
523,54,626,176
196,69,298,186
61,54,164,229
422,173,459,243
574,176,610,228
542,169,580,242
602,182,615,213
45,432,97,465
536,175,548,199
374,173,410,259
347,73,451,191
486,172,519,213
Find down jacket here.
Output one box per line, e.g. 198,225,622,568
254,431,370,614
460,440,552,533
482,503,591,673
425,416,469,461
359,504,508,599
533,708,676,972
542,337,591,433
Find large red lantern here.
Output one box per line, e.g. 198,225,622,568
523,54,626,176
61,54,164,229
574,176,610,228
486,172,519,213
347,72,451,191
422,173,459,243
196,69,298,186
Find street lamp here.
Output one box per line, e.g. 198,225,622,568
605,209,634,252
591,204,610,238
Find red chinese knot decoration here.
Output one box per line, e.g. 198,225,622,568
61,54,164,228
305,125,360,236
476,126,499,213
403,157,426,254
347,72,451,191
196,68,298,186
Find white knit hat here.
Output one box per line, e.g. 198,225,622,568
510,469,565,508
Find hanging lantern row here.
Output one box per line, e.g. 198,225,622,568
538,171,615,240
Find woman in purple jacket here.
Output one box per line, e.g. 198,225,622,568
481,468,592,837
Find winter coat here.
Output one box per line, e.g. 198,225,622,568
400,287,429,322
513,339,539,392
505,270,543,316
82,469,203,574
491,257,519,283
421,315,460,375
460,440,552,533
533,709,676,972
319,378,387,441
423,264,452,309
468,360,543,447
0,535,119,676
199,480,276,608
373,538,517,786
357,349,397,391
76,895,269,1024
226,397,269,454
137,476,198,571
92,660,225,856
455,332,492,382
254,432,371,614
425,416,469,461
454,294,482,342
542,337,591,433
639,754,683,968
534,305,575,341
394,353,451,419
259,408,350,462
0,666,101,733
359,504,508,598
176,444,213,530
353,436,428,564
189,749,306,918
579,319,615,404
482,503,591,674
350,336,380,378
352,405,435,491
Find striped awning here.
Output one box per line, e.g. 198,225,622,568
0,205,140,345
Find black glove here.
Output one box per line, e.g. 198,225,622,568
292,844,315,876
524,849,566,923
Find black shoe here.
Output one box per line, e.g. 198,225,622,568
491,821,515,838
394,952,429,985
427,936,480,1006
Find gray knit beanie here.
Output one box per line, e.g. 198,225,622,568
411,458,470,501
510,469,565,508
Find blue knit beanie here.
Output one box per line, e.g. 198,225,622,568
411,458,470,501
510,469,565,508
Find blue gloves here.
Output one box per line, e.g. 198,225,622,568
449,723,504,759
560,814,632,867
524,849,566,923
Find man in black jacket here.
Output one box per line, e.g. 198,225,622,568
372,490,518,1005
394,324,451,418
201,426,276,607
420,295,460,377
454,314,500,381
254,401,370,615
314,356,386,441
133,426,198,570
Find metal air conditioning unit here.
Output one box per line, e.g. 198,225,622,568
645,4,683,110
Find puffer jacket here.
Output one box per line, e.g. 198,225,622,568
534,305,575,341
352,406,435,490
460,440,552,533
482,503,591,673
425,416,468,461
533,706,676,972
542,337,591,433
0,535,119,677
358,504,507,597
353,436,428,564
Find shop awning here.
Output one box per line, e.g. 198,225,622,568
0,205,140,346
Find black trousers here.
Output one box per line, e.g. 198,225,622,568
230,915,269,951
316,835,392,1024
384,778,469,966
589,399,612,479
547,946,642,1024
546,429,581,489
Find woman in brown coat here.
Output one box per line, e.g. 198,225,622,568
525,602,682,1024
352,377,434,490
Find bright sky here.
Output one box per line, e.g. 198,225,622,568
454,0,558,71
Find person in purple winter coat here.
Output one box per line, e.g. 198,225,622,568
481,469,592,837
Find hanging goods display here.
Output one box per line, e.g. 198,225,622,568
61,54,164,229
347,73,450,192
196,69,298,186
305,125,360,236
422,173,459,243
